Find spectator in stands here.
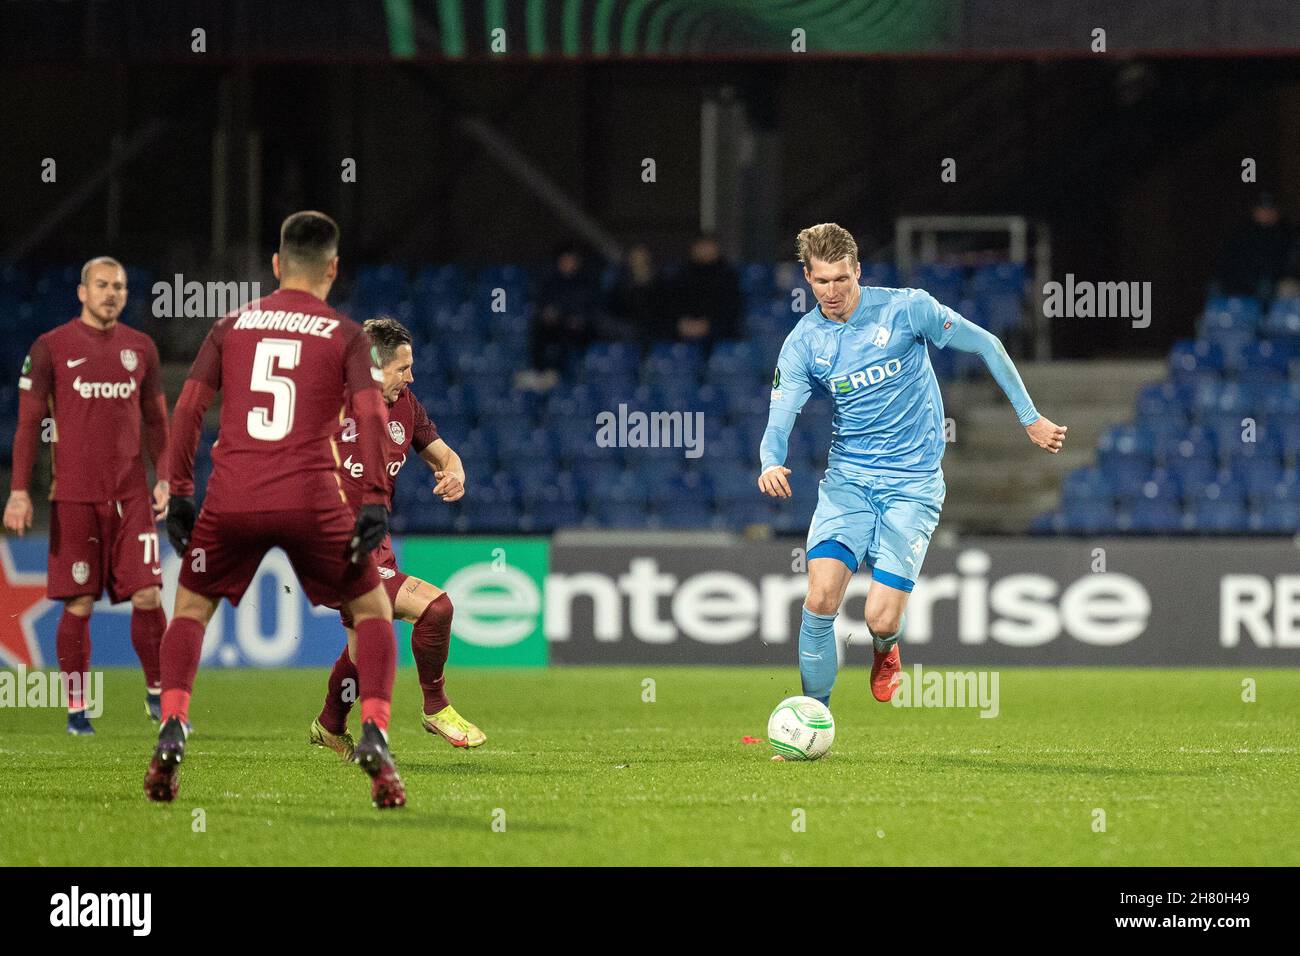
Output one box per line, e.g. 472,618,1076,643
1214,193,1299,299
526,244,597,388
604,243,664,347
669,234,741,352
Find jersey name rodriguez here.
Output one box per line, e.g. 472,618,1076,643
231,309,340,338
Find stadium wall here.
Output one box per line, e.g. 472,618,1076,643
2,535,1298,670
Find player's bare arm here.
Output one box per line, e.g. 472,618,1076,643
420,439,466,502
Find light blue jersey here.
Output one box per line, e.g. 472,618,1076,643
761,286,1038,475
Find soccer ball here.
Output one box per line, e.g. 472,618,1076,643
767,696,835,760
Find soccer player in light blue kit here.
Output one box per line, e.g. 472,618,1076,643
758,224,1067,706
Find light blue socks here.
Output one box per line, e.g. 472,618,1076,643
798,607,839,705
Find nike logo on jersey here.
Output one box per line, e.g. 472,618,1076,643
66,358,88,368
342,454,364,479
814,357,831,366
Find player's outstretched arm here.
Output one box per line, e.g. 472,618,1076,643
419,440,466,502
941,316,1065,451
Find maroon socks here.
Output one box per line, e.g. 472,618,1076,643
411,594,454,715
131,606,166,691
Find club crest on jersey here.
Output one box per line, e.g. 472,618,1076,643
388,421,406,444
120,349,139,372
377,567,396,579
872,325,891,349
71,561,90,585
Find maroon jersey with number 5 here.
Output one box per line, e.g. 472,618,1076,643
337,387,439,511
169,288,387,513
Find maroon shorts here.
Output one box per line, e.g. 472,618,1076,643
338,534,408,628
178,507,381,608
48,497,163,604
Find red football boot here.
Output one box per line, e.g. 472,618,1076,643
870,644,902,702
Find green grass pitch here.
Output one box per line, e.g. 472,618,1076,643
1,667,1297,866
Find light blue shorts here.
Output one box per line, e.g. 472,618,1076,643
805,463,945,591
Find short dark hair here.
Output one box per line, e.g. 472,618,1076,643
278,210,340,275
364,316,413,365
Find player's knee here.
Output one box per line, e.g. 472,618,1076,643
130,587,162,611
804,588,841,616
64,595,94,617
866,607,901,638
427,590,452,625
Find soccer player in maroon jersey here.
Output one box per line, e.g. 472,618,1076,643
144,211,406,809
4,257,170,735
309,317,485,762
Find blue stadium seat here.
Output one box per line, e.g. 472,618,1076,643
1060,501,1117,534
1250,499,1300,533
1238,457,1286,503
653,501,716,530
1123,498,1184,533
1187,479,1248,510
1119,473,1181,506
967,262,1026,295
860,262,898,288
601,471,650,506
1133,416,1186,452
1187,498,1249,533
1169,340,1225,380
1157,425,1215,466
724,500,779,529
1238,339,1297,377
1029,511,1063,534
647,471,712,507
580,342,640,382
978,293,1023,336
739,262,776,298
643,342,703,383
709,340,765,375
589,500,649,528
910,263,964,305
701,425,744,462
520,498,585,532
1062,467,1114,502
497,427,557,465
1135,381,1192,418
1202,296,1262,335
411,264,469,302
710,465,759,505
1098,424,1156,465
1262,298,1300,337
